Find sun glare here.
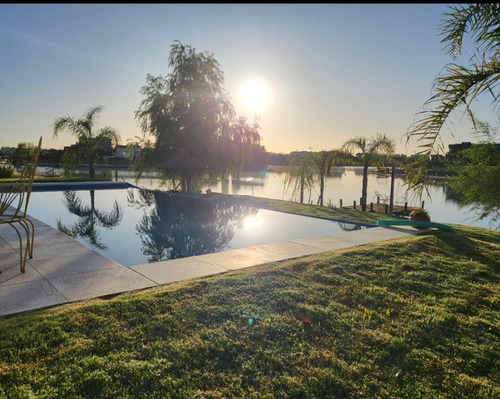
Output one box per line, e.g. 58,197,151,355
243,215,259,229
239,80,270,110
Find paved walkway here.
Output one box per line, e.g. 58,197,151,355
0,214,423,317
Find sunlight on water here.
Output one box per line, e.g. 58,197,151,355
243,215,259,229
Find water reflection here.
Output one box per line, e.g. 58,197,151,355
127,189,258,262
57,190,123,250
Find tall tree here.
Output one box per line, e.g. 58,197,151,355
228,116,261,182
284,154,318,204
311,151,332,206
134,41,249,191
11,142,35,171
447,119,500,228
310,150,347,206
53,106,121,179
342,134,395,211
405,4,500,196
284,150,346,206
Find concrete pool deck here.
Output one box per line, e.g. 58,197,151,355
0,214,424,317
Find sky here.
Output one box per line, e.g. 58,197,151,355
0,3,495,155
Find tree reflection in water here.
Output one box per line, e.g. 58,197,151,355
127,189,258,263
57,190,123,250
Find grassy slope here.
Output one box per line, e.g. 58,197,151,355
198,192,393,225
0,223,498,398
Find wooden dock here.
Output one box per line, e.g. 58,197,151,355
341,202,421,217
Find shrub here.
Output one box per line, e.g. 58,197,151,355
409,207,431,221
62,151,76,178
0,164,14,178
99,169,113,181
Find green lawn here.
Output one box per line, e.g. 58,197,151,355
0,205,499,398
199,192,394,225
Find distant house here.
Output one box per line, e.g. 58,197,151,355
63,137,113,157
114,145,129,158
448,142,472,154
447,141,500,157
114,144,139,159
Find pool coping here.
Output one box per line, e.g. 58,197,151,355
0,183,425,317
31,181,136,191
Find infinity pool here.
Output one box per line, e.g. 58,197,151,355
28,186,371,266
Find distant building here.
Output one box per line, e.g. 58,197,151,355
64,138,113,157
448,141,500,157
0,147,14,155
114,144,139,159
448,142,472,154
114,145,128,158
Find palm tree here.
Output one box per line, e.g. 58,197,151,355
53,106,121,179
342,134,395,211
405,4,500,196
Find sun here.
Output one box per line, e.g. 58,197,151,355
239,80,270,110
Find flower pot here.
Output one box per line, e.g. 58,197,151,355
410,215,430,222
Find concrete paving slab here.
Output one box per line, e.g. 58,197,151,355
0,247,23,265
252,241,324,259
29,251,123,280
49,267,157,302
0,280,68,317
292,227,418,251
0,263,44,286
0,226,25,242
3,231,76,250
131,257,229,285
197,247,285,270
0,237,12,251
26,241,96,261
291,234,364,251
355,226,426,237
0,223,58,240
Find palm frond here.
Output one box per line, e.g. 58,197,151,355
406,57,500,158
440,4,500,58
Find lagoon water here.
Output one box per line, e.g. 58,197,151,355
123,166,495,230
40,165,498,230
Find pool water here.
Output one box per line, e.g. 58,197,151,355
28,187,370,266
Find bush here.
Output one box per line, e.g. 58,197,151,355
99,169,113,181
61,151,76,178
409,207,431,221
0,164,14,178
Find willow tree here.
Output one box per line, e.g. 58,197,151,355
228,116,261,182
134,41,246,191
405,4,500,197
53,106,121,179
342,134,395,211
447,119,500,228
